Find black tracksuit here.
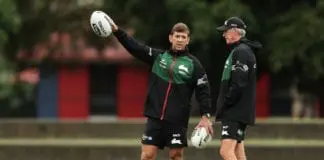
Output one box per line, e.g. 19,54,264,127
215,38,262,125
114,29,211,127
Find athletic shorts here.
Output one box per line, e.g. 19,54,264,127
220,120,247,143
141,118,188,149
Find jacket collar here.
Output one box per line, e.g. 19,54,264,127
227,37,263,51
168,47,189,56
227,39,242,51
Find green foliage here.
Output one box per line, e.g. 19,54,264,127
268,2,324,80
0,54,34,108
211,0,259,33
0,0,35,110
0,0,21,50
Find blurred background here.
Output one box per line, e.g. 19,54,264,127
0,0,323,160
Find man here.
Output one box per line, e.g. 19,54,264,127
215,17,262,160
106,18,213,160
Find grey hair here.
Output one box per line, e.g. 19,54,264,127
236,28,246,37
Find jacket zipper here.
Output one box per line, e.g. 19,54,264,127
160,57,176,120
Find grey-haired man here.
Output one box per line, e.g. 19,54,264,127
215,17,262,160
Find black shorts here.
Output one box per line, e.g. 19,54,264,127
141,118,188,149
220,120,247,143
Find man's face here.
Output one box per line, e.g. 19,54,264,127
223,28,240,44
169,32,190,51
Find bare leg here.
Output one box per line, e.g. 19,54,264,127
141,144,159,160
220,139,237,160
235,141,247,160
168,148,184,160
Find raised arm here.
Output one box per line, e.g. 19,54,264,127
104,15,162,65
113,29,163,65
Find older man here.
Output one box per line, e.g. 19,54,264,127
215,17,262,160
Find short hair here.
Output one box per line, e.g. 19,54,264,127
170,23,190,35
236,28,246,37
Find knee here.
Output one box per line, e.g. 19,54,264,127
219,146,234,159
169,149,184,160
141,151,156,160
219,147,226,158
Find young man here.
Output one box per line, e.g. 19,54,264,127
215,17,262,160
106,18,213,160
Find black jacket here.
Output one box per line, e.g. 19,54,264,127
215,38,262,125
114,29,211,127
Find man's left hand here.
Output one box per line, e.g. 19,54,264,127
195,116,213,135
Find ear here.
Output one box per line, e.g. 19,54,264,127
169,34,173,43
186,36,190,45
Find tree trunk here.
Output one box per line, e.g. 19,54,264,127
290,83,303,119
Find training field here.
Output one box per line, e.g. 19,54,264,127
0,118,323,160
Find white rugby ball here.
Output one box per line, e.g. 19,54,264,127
90,11,112,38
190,127,212,148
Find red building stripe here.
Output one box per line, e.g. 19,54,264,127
117,66,148,118
256,73,270,118
58,66,89,119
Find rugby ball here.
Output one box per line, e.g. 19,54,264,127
90,11,112,38
190,127,212,148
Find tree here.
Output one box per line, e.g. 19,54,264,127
0,0,36,114
266,0,324,116
268,2,324,80
0,0,21,51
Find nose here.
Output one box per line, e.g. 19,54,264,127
179,37,185,41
